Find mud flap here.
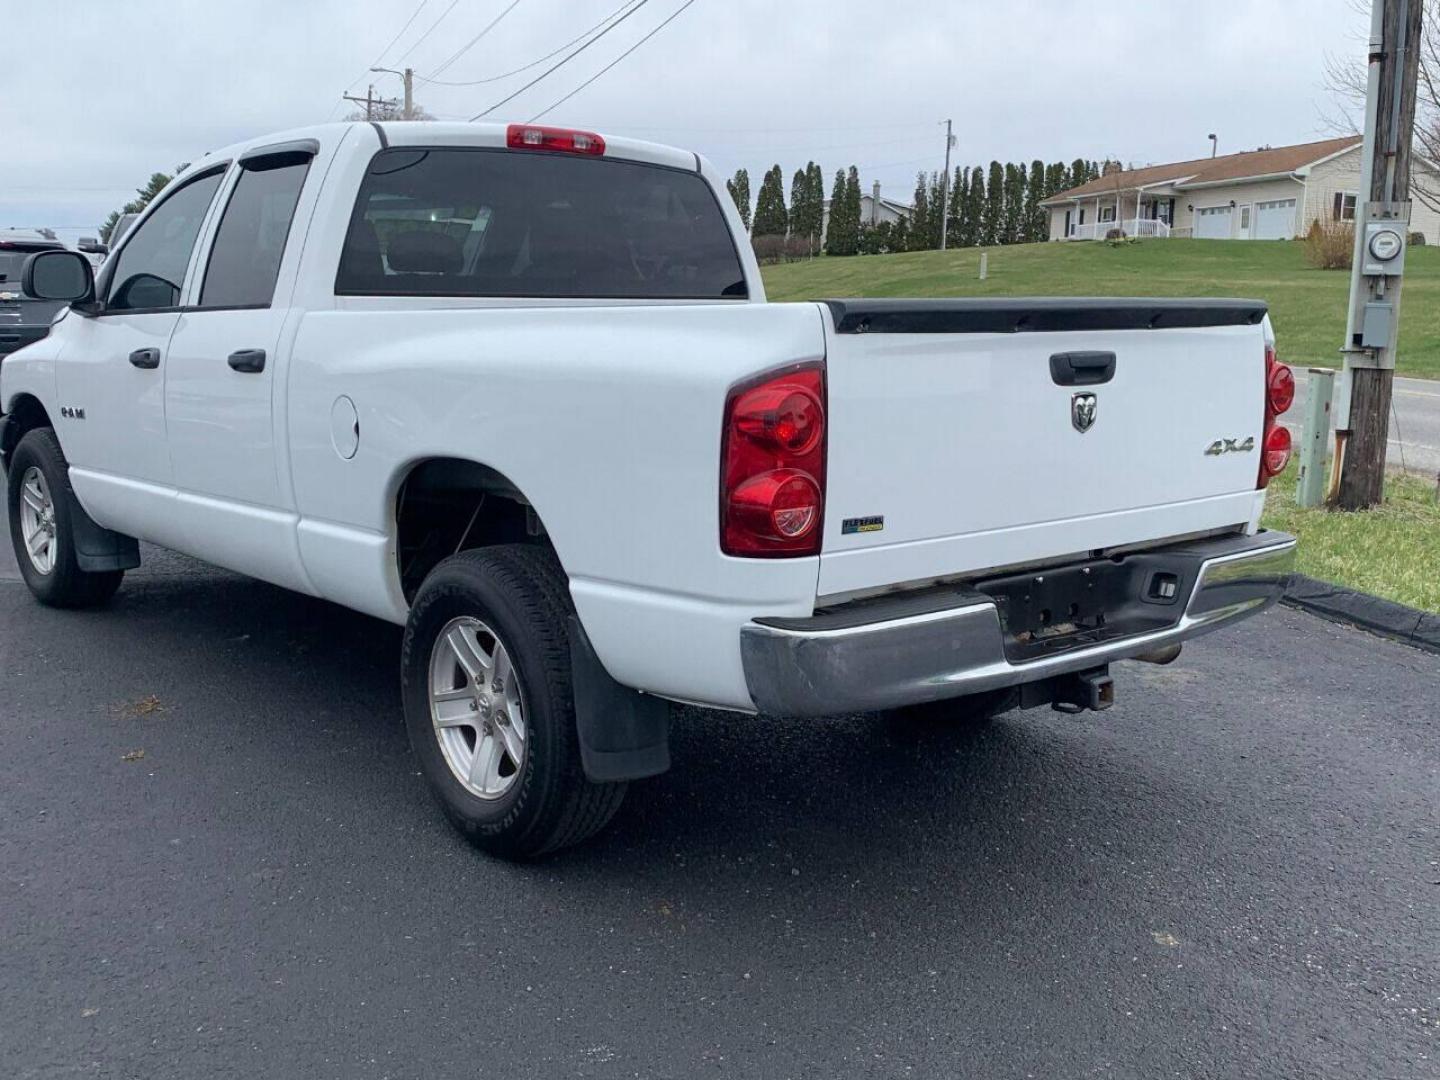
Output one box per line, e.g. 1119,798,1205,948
68,489,140,572
567,615,670,782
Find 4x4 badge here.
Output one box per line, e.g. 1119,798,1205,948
1071,392,1097,433
1204,436,1255,456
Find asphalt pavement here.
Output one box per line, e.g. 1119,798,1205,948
1284,372,1440,477
1,541,1437,1079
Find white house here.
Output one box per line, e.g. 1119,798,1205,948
821,181,913,238
1041,136,1440,244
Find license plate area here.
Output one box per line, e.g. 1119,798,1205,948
975,553,1199,663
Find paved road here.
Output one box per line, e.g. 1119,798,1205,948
2,542,1437,1079
1285,373,1440,477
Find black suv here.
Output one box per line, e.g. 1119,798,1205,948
0,232,71,359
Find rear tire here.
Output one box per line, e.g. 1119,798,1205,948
401,545,626,859
6,428,124,608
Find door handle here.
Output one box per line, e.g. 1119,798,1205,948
227,348,266,373
1049,351,1116,386
128,347,161,369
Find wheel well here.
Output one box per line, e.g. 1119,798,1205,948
1,394,53,459
395,458,555,601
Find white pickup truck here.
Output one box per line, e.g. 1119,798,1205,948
2,121,1296,858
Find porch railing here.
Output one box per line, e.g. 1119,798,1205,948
1066,218,1172,240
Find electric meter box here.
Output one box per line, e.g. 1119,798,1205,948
1360,301,1394,348
1362,222,1407,276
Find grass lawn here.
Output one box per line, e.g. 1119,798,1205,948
761,240,1440,379
1261,463,1440,612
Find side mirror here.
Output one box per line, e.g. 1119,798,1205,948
21,250,96,306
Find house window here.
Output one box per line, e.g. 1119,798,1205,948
1100,205,1116,223
1333,192,1358,221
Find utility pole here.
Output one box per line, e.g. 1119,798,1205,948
939,119,955,251
369,66,414,120
342,84,398,120
1330,0,1424,510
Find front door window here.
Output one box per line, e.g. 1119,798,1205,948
104,168,226,312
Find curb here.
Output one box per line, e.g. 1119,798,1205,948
1282,574,1440,655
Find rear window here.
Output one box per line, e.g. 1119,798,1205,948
199,154,311,308
0,244,63,284
335,148,747,301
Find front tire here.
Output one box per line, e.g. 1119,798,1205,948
401,545,626,859
6,428,123,608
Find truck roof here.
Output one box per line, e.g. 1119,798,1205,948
183,121,699,186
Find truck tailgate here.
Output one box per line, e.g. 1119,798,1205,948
818,298,1270,598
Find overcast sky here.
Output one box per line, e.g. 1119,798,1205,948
3,0,1364,240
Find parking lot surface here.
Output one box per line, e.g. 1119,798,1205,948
2,542,1437,1079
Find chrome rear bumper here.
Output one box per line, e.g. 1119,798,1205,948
740,531,1296,717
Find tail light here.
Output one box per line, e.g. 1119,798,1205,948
1258,344,1294,488
506,124,605,156
721,365,826,556
1263,424,1292,476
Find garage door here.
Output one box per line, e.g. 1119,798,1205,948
1195,206,1233,239
1254,199,1297,240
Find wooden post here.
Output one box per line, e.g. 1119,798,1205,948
1331,0,1424,510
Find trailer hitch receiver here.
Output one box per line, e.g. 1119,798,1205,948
1052,666,1114,714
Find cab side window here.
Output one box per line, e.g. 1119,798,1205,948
106,168,226,312
199,152,312,309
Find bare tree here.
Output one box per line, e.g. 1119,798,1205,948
1323,0,1439,212
345,101,435,122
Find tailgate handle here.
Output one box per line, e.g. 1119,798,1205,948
1050,351,1116,386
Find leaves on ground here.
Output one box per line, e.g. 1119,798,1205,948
118,695,164,719
120,749,146,763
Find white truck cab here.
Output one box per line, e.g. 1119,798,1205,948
2,121,1296,858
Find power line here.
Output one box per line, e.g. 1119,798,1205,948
853,154,937,172
394,0,464,63
609,120,937,135
364,0,430,77
470,0,652,120
331,0,431,117
527,0,701,123
704,134,936,156
416,0,642,86
426,0,528,80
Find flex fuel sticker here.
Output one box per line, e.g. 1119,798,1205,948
841,516,885,535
